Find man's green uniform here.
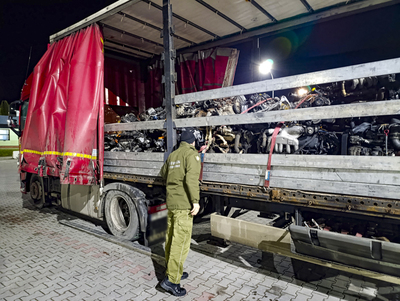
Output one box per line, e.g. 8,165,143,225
160,141,201,284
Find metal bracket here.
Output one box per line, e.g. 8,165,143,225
371,240,382,260
309,229,320,246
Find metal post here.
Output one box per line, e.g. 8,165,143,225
295,209,303,226
162,0,177,159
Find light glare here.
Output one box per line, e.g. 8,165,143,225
297,88,308,96
259,59,274,74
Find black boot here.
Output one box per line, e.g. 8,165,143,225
181,272,189,280
160,277,187,296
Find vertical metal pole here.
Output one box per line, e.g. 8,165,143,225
162,0,177,159
295,209,303,226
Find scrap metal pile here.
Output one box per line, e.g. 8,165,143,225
105,75,400,155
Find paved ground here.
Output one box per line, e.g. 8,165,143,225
1,158,400,301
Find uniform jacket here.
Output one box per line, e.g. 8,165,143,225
160,142,201,210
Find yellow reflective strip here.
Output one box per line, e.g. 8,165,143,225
63,152,97,160
21,149,43,155
43,151,63,156
21,149,96,160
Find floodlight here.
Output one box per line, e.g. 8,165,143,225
259,59,274,75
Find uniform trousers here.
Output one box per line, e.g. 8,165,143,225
164,209,193,284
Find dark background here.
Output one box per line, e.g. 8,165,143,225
1,1,400,102
0,0,115,102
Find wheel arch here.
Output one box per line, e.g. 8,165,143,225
101,182,149,233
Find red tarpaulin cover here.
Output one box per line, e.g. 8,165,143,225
104,56,145,111
177,48,238,95
20,24,104,185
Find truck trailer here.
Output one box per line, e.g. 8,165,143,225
11,0,400,283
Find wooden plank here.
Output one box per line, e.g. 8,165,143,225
103,166,161,177
203,164,400,186
104,159,164,169
203,153,400,171
175,58,400,104
104,120,165,131
203,171,263,186
174,100,400,128
104,151,164,161
270,167,400,186
270,177,400,200
202,171,400,199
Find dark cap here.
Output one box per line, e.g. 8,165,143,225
180,130,196,144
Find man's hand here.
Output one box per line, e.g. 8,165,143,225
190,203,200,216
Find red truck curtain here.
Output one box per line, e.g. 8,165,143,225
146,47,239,106
177,47,239,94
145,61,163,110
104,56,145,110
20,24,104,185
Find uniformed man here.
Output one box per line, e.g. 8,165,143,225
160,128,201,297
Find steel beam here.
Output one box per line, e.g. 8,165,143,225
105,39,156,56
163,0,177,157
194,0,246,31
104,46,150,59
102,23,163,47
50,0,142,43
141,0,219,39
248,0,277,23
299,0,314,13
116,11,195,45
178,0,397,54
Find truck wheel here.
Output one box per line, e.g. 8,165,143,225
30,175,44,209
104,190,140,241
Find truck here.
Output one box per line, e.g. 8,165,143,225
11,0,400,284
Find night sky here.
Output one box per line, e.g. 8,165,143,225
0,0,115,102
1,1,400,102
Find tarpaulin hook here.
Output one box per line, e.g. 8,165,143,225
148,1,152,9
120,14,125,22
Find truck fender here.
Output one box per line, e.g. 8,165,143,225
102,183,149,232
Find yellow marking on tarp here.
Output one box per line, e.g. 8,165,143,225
21,149,97,160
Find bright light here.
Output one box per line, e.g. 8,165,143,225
297,88,308,97
259,59,274,75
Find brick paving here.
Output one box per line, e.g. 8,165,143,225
1,158,400,300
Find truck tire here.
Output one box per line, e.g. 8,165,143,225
104,190,140,241
30,175,45,209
